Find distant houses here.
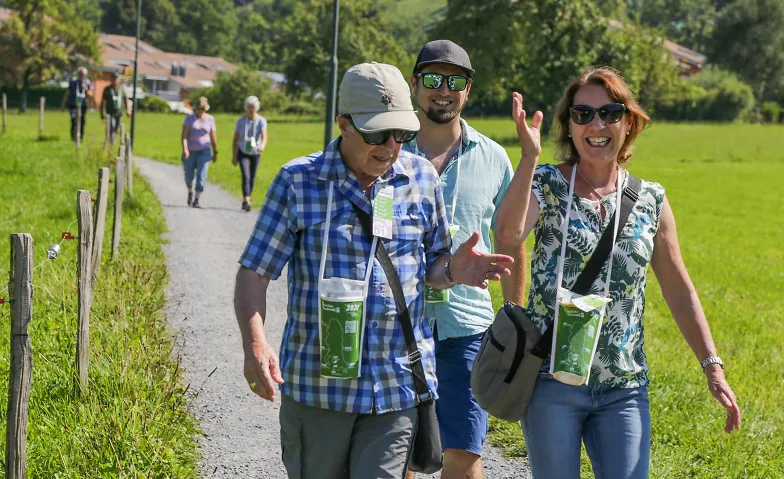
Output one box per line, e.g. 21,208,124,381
97,34,238,110
662,39,706,76
0,7,241,110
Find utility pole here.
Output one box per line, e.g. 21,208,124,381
323,0,340,150
130,0,142,149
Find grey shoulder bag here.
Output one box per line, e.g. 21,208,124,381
351,202,443,474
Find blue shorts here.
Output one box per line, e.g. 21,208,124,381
434,326,489,456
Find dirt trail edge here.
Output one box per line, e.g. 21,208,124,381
137,157,529,478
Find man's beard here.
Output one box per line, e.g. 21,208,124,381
419,99,465,125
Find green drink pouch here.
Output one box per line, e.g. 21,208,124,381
551,289,612,386
319,295,364,378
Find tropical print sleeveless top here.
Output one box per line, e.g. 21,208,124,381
526,164,666,388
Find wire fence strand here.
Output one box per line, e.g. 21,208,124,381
0,218,80,300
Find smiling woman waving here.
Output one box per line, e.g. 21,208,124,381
494,66,741,479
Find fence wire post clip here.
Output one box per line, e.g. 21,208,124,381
47,243,62,260
61,232,75,240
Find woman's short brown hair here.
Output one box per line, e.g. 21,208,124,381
553,66,651,165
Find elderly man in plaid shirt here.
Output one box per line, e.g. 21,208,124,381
234,62,513,479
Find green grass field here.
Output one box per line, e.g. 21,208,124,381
4,110,783,477
0,123,199,476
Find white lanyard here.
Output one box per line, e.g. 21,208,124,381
245,118,254,141
318,182,378,293
554,164,625,298
415,140,462,224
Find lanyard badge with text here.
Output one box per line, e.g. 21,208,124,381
318,182,378,378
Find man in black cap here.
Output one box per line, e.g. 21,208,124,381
101,72,131,144
404,40,527,479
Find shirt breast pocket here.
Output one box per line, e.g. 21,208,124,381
301,205,356,252
389,209,428,258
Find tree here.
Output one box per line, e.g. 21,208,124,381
232,7,278,70
65,0,103,28
709,0,784,104
375,0,447,54
274,0,412,95
169,0,239,58
191,67,287,112
0,0,100,112
438,0,608,124
626,0,717,52
595,21,684,111
100,0,179,50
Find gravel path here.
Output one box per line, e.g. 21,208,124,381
137,157,529,479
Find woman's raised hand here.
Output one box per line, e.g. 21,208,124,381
512,92,543,162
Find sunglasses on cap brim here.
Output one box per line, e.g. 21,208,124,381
416,72,470,92
569,104,627,125
345,116,417,145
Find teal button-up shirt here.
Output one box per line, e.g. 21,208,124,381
404,119,514,339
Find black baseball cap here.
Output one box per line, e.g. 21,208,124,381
414,40,474,77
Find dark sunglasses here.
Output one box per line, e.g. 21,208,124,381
345,116,417,145
569,103,627,125
417,72,470,92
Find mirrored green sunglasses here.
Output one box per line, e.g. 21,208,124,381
417,72,470,92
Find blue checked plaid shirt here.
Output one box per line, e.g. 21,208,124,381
239,138,452,414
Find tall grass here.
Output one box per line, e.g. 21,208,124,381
0,128,199,477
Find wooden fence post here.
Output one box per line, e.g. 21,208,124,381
38,97,45,138
125,134,133,197
76,190,93,391
111,156,125,260
5,233,33,479
104,115,111,150
91,168,110,284
3,93,7,134
118,124,125,157
75,106,82,149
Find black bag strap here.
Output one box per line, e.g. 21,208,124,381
530,174,642,358
351,202,433,403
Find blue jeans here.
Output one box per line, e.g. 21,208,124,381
182,149,211,192
522,379,650,479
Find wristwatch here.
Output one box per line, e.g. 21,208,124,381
444,257,456,287
700,356,724,371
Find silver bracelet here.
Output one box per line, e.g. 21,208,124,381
700,356,724,371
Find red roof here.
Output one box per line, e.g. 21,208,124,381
100,33,237,90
